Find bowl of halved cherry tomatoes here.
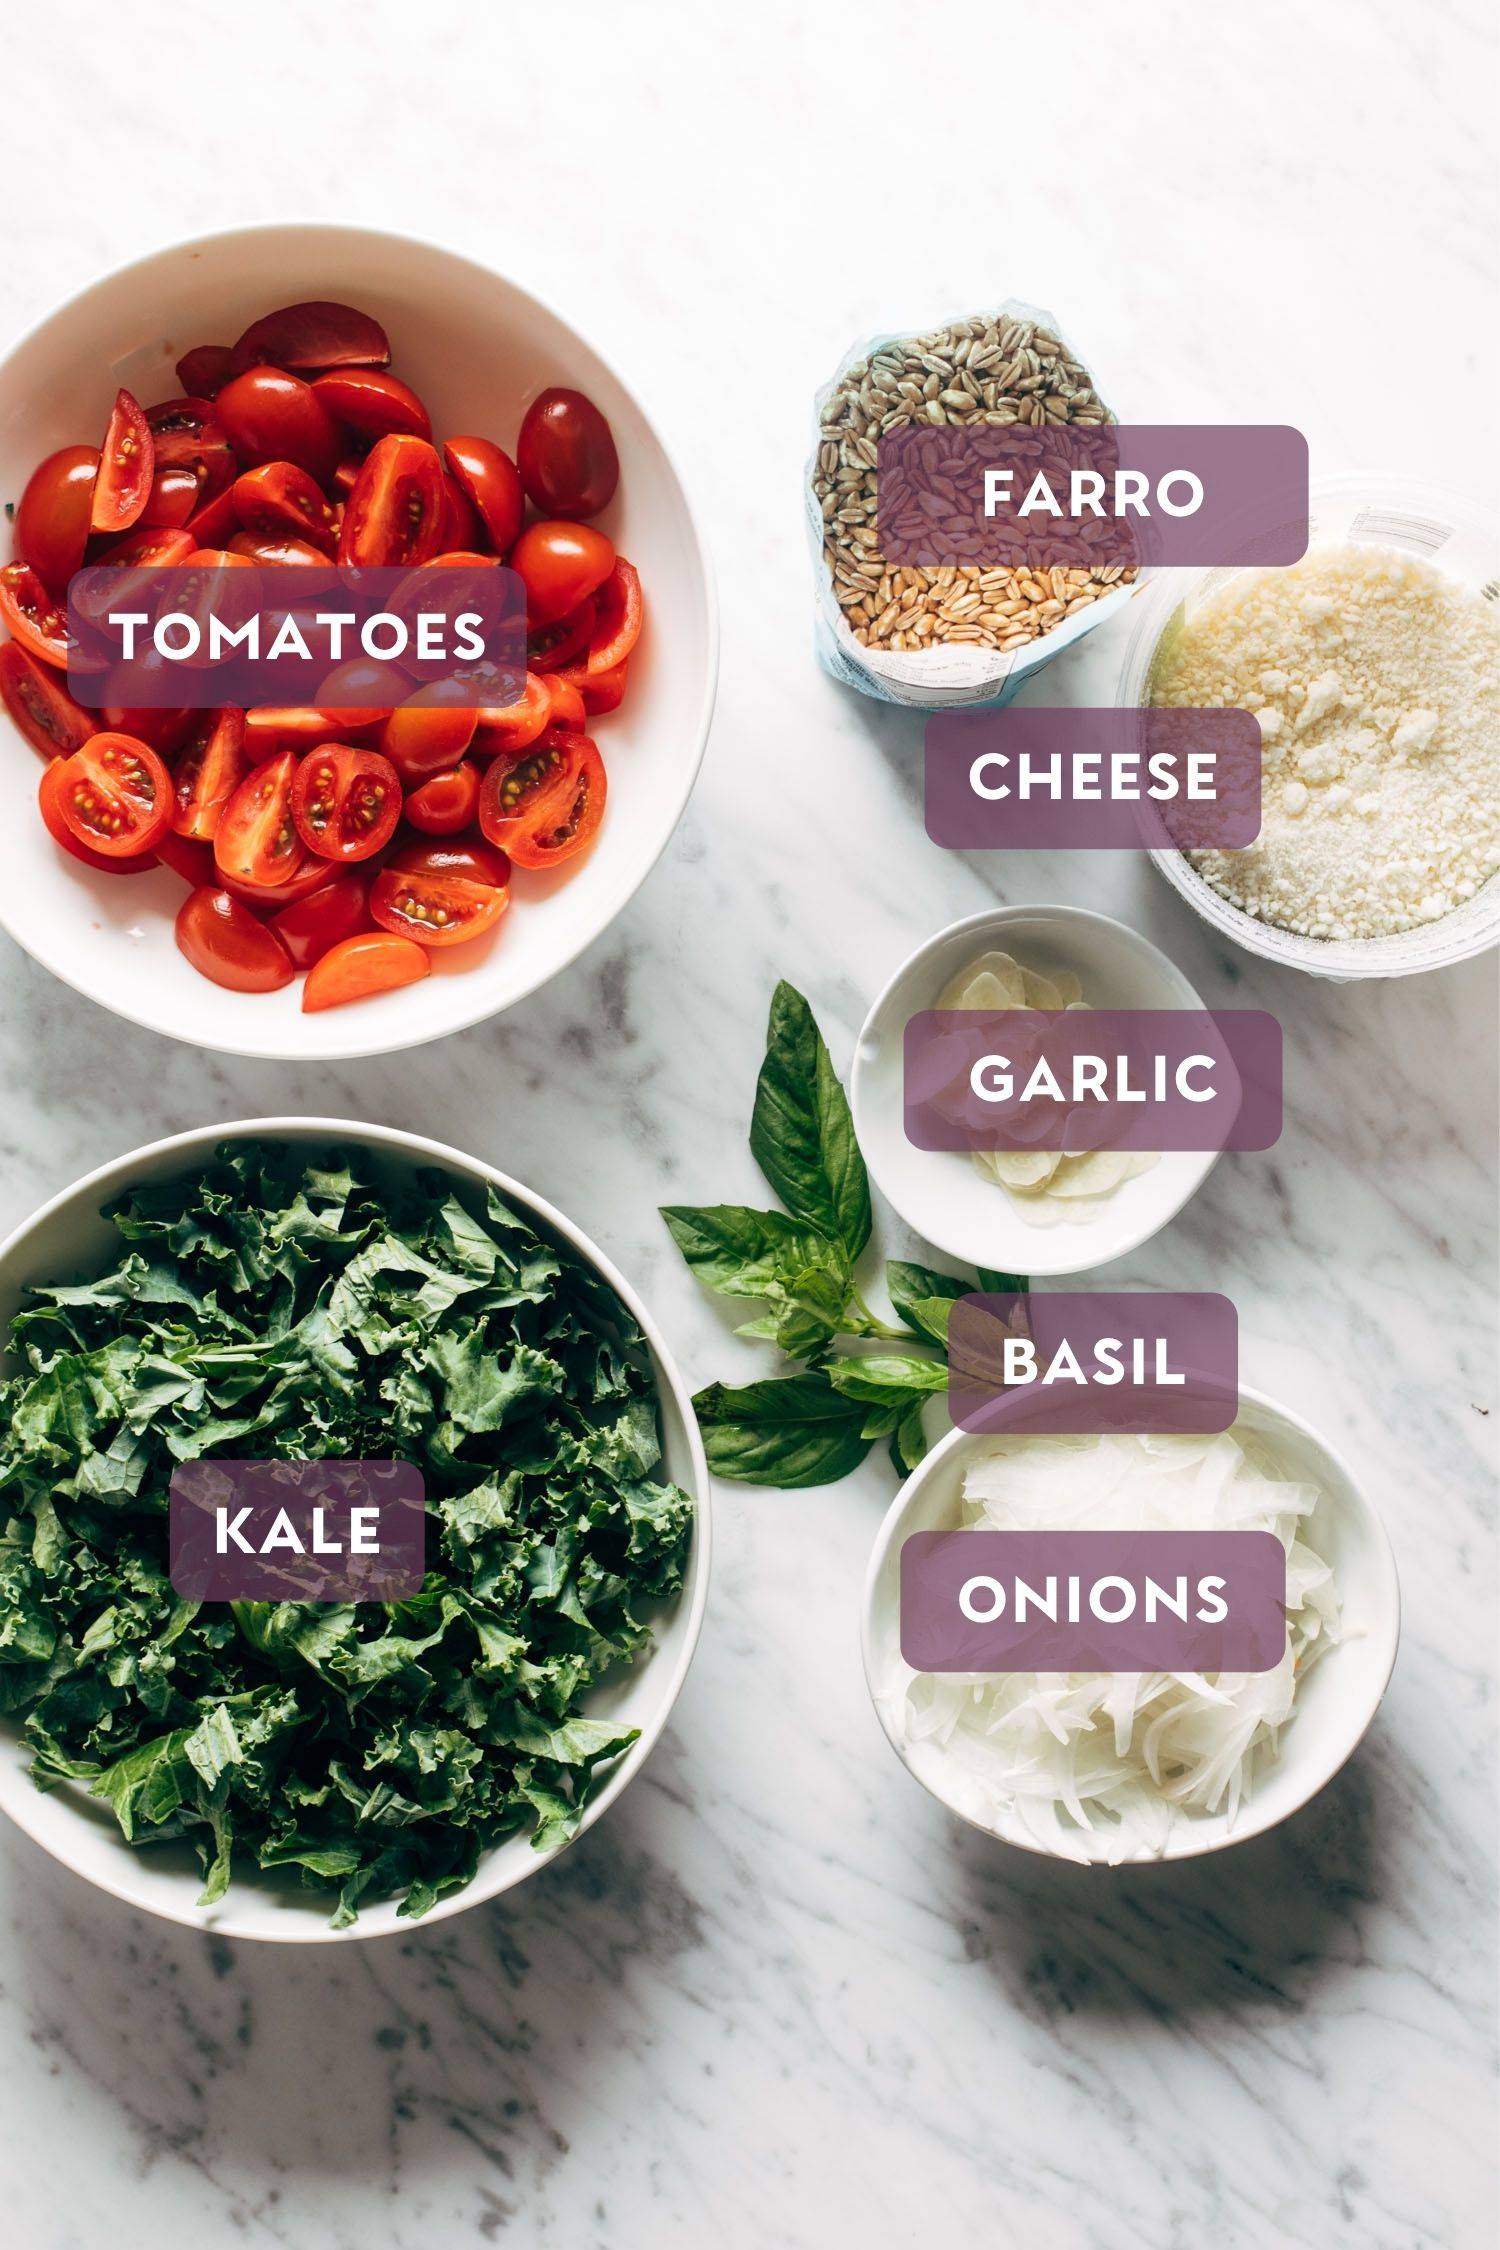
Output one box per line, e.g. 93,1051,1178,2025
0,224,716,1056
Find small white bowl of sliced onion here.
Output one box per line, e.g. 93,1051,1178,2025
860,1389,1400,1864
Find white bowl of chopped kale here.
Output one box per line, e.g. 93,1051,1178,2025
0,1121,709,1941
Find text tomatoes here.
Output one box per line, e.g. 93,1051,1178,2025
172,709,248,840
16,445,99,593
0,643,92,758
290,744,401,862
441,437,524,554
516,389,619,518
213,750,306,887
370,837,510,948
509,520,615,627
402,760,481,833
54,734,173,857
303,930,428,1011
175,888,294,992
90,391,154,534
338,434,445,566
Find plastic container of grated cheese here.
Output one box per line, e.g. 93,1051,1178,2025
1117,474,1500,980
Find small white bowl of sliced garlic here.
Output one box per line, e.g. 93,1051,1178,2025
860,1399,1401,1864
850,905,1220,1279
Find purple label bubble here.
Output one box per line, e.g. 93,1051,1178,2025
947,1292,1238,1435
903,1008,1283,1152
169,1460,426,1603
925,708,1262,851
877,423,1308,569
900,1529,1288,1673
66,563,525,708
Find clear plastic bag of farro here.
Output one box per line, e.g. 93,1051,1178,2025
806,297,1147,709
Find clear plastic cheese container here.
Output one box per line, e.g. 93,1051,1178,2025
1116,474,1500,980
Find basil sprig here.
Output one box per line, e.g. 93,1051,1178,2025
662,980,1024,1488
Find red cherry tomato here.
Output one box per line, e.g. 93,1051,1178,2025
16,446,100,594
0,564,72,667
214,750,307,887
403,759,481,833
333,456,362,497
175,345,233,397
54,733,172,857
556,656,629,715
516,389,619,519
172,709,248,840
99,704,193,753
175,887,294,992
268,872,372,969
290,744,402,862
140,465,202,529
215,368,342,485
37,758,157,873
232,462,340,555
378,700,477,782
92,526,196,570
471,671,551,755
244,706,387,760
442,437,524,554
229,532,328,567
0,642,92,758
183,480,242,548
220,853,341,909
538,671,587,728
339,435,445,566
312,370,431,443
153,828,217,887
510,521,615,627
90,391,154,534
144,398,235,495
480,727,605,870
229,302,390,377
438,471,485,552
302,930,428,1011
527,596,596,674
370,836,510,948
588,558,643,671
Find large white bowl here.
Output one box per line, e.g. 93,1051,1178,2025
0,224,717,1058
0,1118,710,1941
860,1394,1400,1863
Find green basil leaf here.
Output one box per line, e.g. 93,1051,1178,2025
693,1372,872,1488
661,1203,848,1302
773,1264,852,1359
749,982,871,1260
889,1403,930,1476
976,1267,1029,1296
886,1259,970,1344
824,1352,949,1406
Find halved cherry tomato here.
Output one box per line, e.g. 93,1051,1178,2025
229,532,328,567
527,596,596,673
220,852,341,909
370,836,510,947
54,733,172,857
516,389,619,518
339,435,445,566
426,549,499,571
403,759,481,833
291,744,402,862
438,471,484,553
476,728,579,851
175,887,294,992
0,643,92,758
37,758,157,873
312,370,431,443
175,345,233,397
442,438,524,554
588,558,642,672
215,368,342,485
0,563,72,667
556,655,629,715
183,481,243,549
471,670,551,755
16,446,99,593
229,302,390,377
504,730,606,869
303,929,428,1011
244,706,387,760
172,709,247,840
333,456,362,497
510,521,615,627
92,526,196,571
144,398,235,495
140,465,202,528
214,750,306,887
232,462,339,555
314,657,399,717
379,700,477,782
100,704,193,753
90,391,154,534
153,828,217,887
268,872,372,969
537,671,587,728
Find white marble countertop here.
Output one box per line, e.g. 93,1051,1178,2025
0,3,1495,2244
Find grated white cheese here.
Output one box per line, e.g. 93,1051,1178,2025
1150,545,1500,940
